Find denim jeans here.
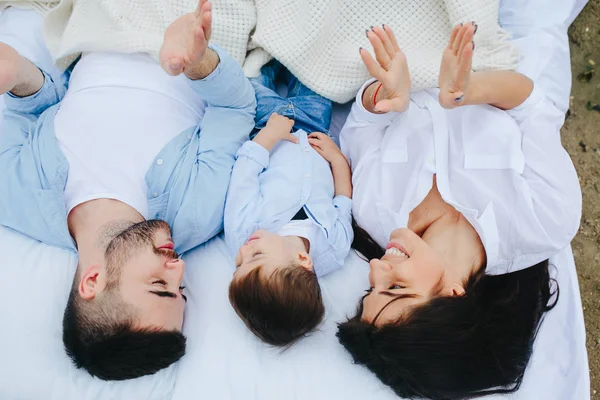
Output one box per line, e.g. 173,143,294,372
250,60,332,138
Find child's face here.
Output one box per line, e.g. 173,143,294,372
234,230,313,280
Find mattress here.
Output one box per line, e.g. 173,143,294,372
0,0,591,399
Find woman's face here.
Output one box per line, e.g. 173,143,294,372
361,228,457,326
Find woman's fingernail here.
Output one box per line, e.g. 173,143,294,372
370,25,374,31
455,95,464,103
382,24,386,29
460,22,463,26
359,47,363,53
366,30,370,38
472,42,475,50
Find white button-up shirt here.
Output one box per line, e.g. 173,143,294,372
340,80,582,275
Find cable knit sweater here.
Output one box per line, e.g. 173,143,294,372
1,0,519,103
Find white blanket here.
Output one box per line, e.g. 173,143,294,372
0,0,591,399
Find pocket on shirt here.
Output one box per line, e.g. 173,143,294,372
460,106,525,173
381,131,408,164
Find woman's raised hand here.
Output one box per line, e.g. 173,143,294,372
438,22,476,109
360,25,411,113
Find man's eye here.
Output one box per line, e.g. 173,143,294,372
252,251,262,257
389,285,404,290
365,287,374,294
152,280,167,285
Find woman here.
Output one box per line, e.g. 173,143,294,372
336,23,581,399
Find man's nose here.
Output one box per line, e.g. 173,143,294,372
165,258,185,281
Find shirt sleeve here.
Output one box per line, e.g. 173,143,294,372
174,45,257,252
330,194,354,269
0,70,72,250
339,78,397,171
223,140,270,254
506,85,582,260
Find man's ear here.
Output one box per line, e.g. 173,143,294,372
296,252,314,272
78,264,105,300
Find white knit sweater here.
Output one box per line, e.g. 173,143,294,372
1,0,519,103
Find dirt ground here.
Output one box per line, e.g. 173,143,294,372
566,0,600,396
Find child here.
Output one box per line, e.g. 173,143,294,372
224,64,353,346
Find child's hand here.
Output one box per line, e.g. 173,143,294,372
439,22,476,109
308,132,347,165
253,113,298,152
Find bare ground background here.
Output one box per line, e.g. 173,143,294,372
566,0,600,397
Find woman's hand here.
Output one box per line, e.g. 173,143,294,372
360,25,411,113
438,22,476,109
253,113,298,152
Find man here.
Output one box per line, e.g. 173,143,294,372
0,0,255,380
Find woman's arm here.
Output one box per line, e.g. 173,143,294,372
460,71,534,110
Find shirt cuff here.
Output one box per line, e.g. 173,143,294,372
333,195,352,215
188,44,246,103
506,84,545,121
236,141,270,169
352,78,401,125
4,69,64,115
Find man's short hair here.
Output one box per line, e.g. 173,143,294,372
229,265,325,346
336,260,557,400
62,277,186,380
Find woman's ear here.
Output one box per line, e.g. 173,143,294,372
445,283,466,297
296,252,314,272
78,264,104,300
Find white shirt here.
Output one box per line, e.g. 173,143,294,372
340,79,582,275
54,52,205,217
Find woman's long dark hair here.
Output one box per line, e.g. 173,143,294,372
338,219,559,400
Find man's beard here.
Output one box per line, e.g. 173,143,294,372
103,220,175,286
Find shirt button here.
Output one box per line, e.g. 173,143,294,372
304,147,310,152
305,173,311,178
156,159,164,166
153,193,159,198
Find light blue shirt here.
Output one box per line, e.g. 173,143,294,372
224,131,353,277
0,45,256,255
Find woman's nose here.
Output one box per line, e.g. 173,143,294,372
370,258,392,272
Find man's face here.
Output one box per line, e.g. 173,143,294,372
103,220,187,331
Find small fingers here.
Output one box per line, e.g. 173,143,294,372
367,30,392,70
360,48,384,81
288,134,299,144
308,138,322,148
308,132,326,139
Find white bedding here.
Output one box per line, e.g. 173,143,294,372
0,1,591,399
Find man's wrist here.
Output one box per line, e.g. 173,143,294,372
185,48,220,81
10,57,44,98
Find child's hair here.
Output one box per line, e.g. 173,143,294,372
229,264,325,346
